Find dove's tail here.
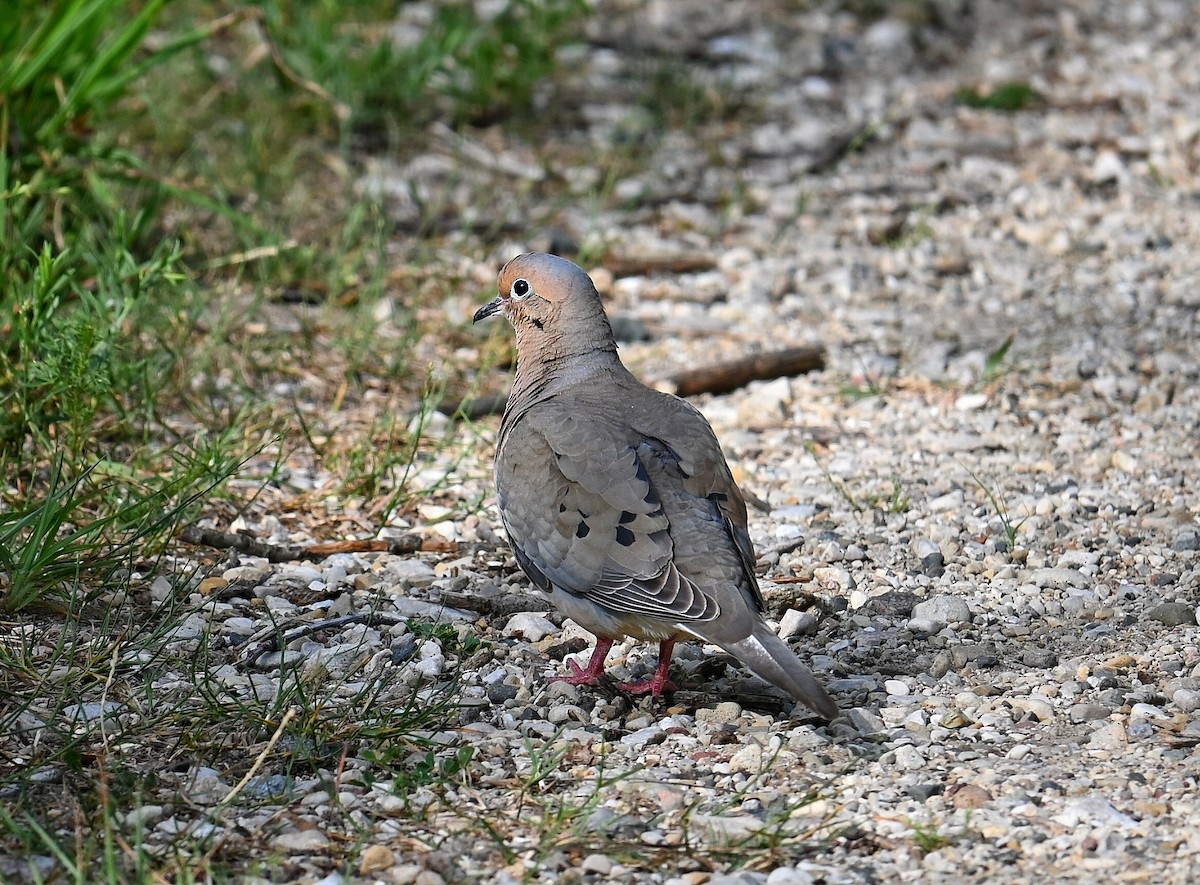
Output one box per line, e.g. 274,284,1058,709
717,626,840,720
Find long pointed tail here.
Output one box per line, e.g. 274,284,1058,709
717,626,839,720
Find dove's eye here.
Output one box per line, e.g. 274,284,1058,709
510,278,532,300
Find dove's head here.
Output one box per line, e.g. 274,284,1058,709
474,252,616,361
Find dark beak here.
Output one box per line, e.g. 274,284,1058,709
473,296,503,323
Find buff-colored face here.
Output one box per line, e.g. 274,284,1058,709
472,252,585,332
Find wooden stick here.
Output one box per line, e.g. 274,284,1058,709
440,345,826,419
178,526,430,561
660,345,826,397
602,252,717,277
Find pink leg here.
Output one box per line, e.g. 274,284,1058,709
618,638,677,696
550,637,615,686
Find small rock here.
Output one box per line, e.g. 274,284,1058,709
386,559,437,587
198,576,229,594
1173,689,1200,713
884,679,909,696
223,565,270,585
886,744,925,771
1173,529,1199,552
1053,796,1138,830
950,783,992,809
547,704,587,724
906,782,944,804
503,612,558,641
581,854,615,876
621,725,664,746
121,805,165,828
272,829,330,852
928,490,965,512
1110,449,1138,473
486,681,519,704
1146,602,1196,627
921,550,946,578
765,867,815,885
1026,567,1088,588
1069,703,1111,723
1021,648,1058,668
778,608,818,638
222,617,258,636
359,845,395,874
1129,703,1171,722
730,744,766,774
843,707,886,735
63,701,124,723
910,595,972,627
389,864,423,884
1091,150,1126,184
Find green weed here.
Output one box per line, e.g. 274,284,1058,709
958,460,1029,550
956,81,1042,112
910,818,952,853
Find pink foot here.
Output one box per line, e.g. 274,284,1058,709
617,675,677,696
617,638,677,697
549,638,614,686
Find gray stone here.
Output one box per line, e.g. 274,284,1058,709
910,595,973,627
1146,602,1197,627
503,612,558,641
1069,703,1112,723
1173,529,1199,552
906,783,944,802
1021,648,1058,668
1173,690,1200,713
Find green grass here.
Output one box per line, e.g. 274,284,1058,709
804,442,911,515
909,818,952,853
0,0,597,875
958,460,1029,550
956,81,1042,112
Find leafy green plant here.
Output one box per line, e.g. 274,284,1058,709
910,818,951,853
1,232,188,459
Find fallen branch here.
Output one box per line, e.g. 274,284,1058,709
240,612,412,664
439,345,827,419
602,251,718,277
179,526,432,561
657,345,826,397
433,589,550,619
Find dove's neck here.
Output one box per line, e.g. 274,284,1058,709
507,322,625,414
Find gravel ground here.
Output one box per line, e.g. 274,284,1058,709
8,1,1200,882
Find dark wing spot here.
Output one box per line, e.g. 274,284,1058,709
559,503,567,513
575,522,590,539
618,510,637,524
531,318,545,330
615,526,635,547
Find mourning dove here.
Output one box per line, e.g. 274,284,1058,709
473,252,838,719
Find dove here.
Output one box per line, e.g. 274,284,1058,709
473,252,839,719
